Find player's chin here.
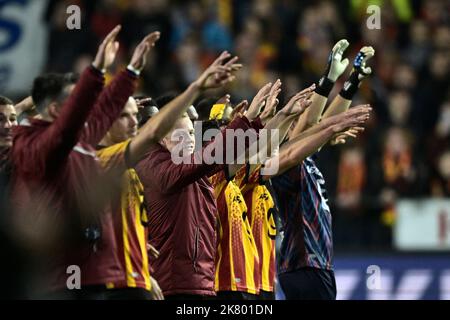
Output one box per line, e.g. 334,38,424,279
184,145,195,155
127,130,138,138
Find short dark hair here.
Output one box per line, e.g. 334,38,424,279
0,95,13,106
31,73,78,112
133,96,159,127
155,92,178,110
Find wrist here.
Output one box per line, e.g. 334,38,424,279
189,81,203,93
316,76,335,97
127,64,141,76
328,125,340,135
246,113,257,122
277,110,290,117
91,63,106,74
320,116,334,128
277,111,296,122
339,71,361,100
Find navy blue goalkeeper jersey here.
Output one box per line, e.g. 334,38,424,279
271,155,333,274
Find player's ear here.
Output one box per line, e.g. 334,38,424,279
48,102,60,119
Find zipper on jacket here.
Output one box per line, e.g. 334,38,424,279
193,227,200,272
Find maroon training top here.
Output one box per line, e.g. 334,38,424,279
10,66,138,291
136,116,255,296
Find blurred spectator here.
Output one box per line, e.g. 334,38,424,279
336,146,367,213
427,99,450,196
430,150,450,197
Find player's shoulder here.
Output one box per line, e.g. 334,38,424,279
96,140,130,158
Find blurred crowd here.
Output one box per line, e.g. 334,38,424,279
41,0,449,251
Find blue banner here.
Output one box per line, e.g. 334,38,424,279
334,255,450,300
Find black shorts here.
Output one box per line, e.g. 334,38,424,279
278,267,337,300
103,287,152,300
258,290,275,300
215,291,258,300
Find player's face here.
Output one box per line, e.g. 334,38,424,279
163,116,195,155
0,104,17,148
108,97,139,143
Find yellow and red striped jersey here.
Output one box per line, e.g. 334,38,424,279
96,140,151,291
210,169,259,294
238,165,276,293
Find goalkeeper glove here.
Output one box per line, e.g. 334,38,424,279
316,39,350,97
340,46,375,100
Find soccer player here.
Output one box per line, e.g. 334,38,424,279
269,40,375,300
0,95,17,225
94,47,240,300
0,96,17,151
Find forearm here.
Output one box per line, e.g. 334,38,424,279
128,83,201,165
83,69,138,146
262,126,335,179
154,115,254,191
291,93,328,136
233,114,295,177
286,115,333,149
148,84,200,139
259,113,295,163
321,93,352,119
321,45,375,120
14,97,34,116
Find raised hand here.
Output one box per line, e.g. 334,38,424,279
129,31,161,72
245,82,272,121
279,83,316,117
260,79,282,124
330,126,365,145
230,100,249,121
135,97,153,109
216,94,231,105
322,39,350,82
340,46,375,100
330,104,371,133
352,46,375,80
93,25,121,71
194,51,240,90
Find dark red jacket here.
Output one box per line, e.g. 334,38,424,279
10,66,137,290
135,116,255,296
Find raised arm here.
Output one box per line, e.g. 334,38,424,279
82,29,161,146
262,105,371,179
225,81,277,178
229,84,315,178
257,86,315,156
14,96,34,116
322,46,375,119
282,104,371,149
127,51,242,166
291,39,350,137
136,115,253,194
